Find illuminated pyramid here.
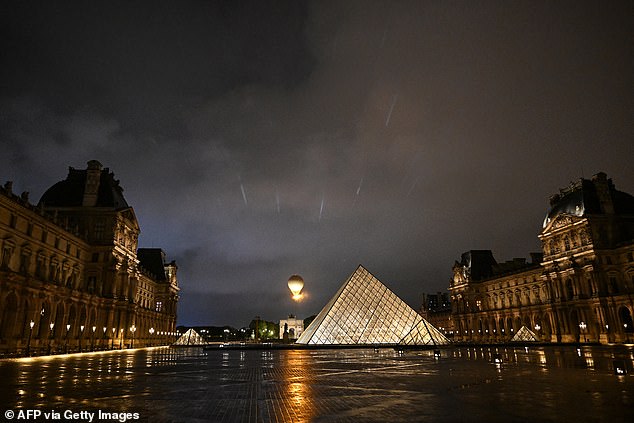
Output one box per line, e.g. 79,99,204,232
510,326,539,342
174,328,207,346
296,265,449,346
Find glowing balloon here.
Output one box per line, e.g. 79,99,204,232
287,274,304,300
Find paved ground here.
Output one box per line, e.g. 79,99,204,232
0,345,632,422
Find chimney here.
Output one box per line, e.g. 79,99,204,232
592,172,615,214
82,160,103,206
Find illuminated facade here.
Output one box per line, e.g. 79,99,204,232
449,172,634,343
297,265,449,345
0,161,179,356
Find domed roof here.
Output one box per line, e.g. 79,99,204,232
543,174,634,228
38,161,129,209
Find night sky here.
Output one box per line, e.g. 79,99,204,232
1,1,632,327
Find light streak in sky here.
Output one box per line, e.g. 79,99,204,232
319,196,325,221
240,182,248,205
407,177,419,197
352,177,364,207
385,94,398,127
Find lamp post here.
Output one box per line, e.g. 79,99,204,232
65,324,71,353
91,326,96,351
149,327,155,347
26,320,34,356
102,327,107,350
79,325,84,353
579,321,587,343
47,323,55,355
625,323,629,343
111,328,116,349
534,324,541,341
130,325,137,348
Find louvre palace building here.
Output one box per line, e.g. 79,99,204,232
0,160,179,356
449,172,634,344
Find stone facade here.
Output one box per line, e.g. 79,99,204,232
449,172,634,344
279,314,304,340
0,161,179,356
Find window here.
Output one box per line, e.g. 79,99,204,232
35,253,45,278
566,279,574,300
91,253,99,262
1,244,14,270
609,277,619,294
87,276,97,294
94,221,105,241
19,248,31,275
580,230,588,245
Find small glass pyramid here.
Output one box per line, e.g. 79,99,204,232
510,325,539,342
296,265,449,346
174,328,208,345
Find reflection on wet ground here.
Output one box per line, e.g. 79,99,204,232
0,345,632,422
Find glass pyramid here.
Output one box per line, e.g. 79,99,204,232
296,265,449,346
510,325,539,342
174,328,208,346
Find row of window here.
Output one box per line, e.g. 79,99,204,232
544,228,591,257
5,211,83,259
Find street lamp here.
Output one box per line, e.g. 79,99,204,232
26,320,35,356
119,328,123,349
579,321,587,342
80,325,84,353
65,324,71,353
102,327,107,350
91,326,96,351
130,325,136,348
111,328,116,349
149,327,155,347
47,322,55,355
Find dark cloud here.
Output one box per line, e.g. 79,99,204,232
1,1,633,326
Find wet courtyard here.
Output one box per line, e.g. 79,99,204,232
0,345,632,422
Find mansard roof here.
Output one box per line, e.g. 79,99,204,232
38,161,129,209
137,248,168,281
543,172,634,228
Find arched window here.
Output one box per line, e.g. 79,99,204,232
566,279,574,300
580,230,588,245
1,238,16,270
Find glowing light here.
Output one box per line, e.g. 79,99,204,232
288,274,304,301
